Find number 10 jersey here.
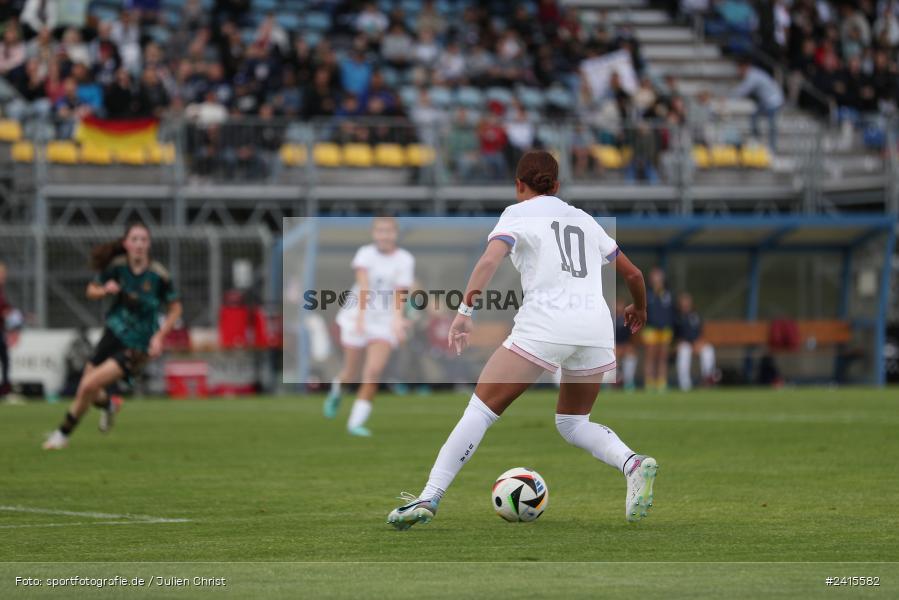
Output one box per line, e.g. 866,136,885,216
487,195,619,348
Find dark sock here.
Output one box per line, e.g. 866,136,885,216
59,412,80,436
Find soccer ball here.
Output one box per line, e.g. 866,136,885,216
492,467,548,522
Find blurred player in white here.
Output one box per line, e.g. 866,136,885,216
323,216,414,437
388,151,658,529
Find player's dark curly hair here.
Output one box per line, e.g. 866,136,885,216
90,221,150,271
515,150,559,195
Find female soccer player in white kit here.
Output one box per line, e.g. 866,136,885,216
388,151,658,528
323,216,414,436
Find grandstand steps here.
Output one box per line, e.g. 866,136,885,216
633,26,696,43
641,45,721,61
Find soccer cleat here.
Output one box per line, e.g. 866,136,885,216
42,430,69,450
387,492,439,531
347,425,372,437
98,398,120,433
625,455,658,523
323,391,342,419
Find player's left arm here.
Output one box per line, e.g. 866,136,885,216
447,239,508,354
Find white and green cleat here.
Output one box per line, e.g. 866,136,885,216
387,493,439,531
625,455,658,523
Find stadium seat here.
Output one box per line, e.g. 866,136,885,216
80,144,113,165
591,145,626,169
46,141,79,164
374,143,406,168
279,143,308,167
114,146,147,165
429,87,453,108
0,119,23,142
148,142,176,165
276,12,301,30
692,145,711,169
740,145,771,169
303,11,331,31
342,143,374,168
405,144,435,167
517,87,545,111
711,144,739,168
313,142,342,167
11,141,34,162
486,87,514,107
455,86,484,109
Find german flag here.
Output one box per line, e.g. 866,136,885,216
74,116,159,150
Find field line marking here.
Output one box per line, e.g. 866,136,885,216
0,505,190,523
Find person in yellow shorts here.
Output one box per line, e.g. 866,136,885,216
642,267,675,391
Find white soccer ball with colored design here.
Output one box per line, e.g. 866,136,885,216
492,467,548,522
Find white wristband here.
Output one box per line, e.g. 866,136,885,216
457,302,474,317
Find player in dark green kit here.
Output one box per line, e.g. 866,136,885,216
43,222,182,450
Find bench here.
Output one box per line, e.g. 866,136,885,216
702,320,852,349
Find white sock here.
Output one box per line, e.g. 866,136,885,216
555,413,635,474
330,377,342,396
622,354,637,386
347,398,372,430
676,342,693,391
419,394,499,501
700,344,716,378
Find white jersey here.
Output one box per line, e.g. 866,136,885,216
336,244,415,326
487,195,618,348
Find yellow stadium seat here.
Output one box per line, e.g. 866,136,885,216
11,141,34,162
711,144,739,168
80,144,113,165
342,143,374,168
405,144,435,167
114,146,147,165
279,143,307,167
313,142,342,167
740,144,771,169
46,141,79,164
0,119,22,142
591,145,625,169
374,143,406,168
692,145,711,169
147,142,175,165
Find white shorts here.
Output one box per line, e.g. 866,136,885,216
503,335,616,376
336,313,397,348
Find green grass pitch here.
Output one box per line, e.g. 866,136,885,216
1,388,897,598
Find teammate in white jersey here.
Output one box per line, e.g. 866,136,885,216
324,216,414,436
388,151,658,528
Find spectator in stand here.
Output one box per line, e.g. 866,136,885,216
110,10,142,74
339,45,373,98
435,39,466,86
72,63,104,114
0,25,25,77
674,292,716,392
417,0,447,36
410,87,444,145
504,101,535,167
381,22,413,69
355,2,389,46
105,67,139,118
477,112,508,180
446,108,480,181
137,66,168,118
731,59,784,151
413,28,440,68
25,26,54,65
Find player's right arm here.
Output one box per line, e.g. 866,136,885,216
615,250,647,334
447,239,508,354
86,279,120,300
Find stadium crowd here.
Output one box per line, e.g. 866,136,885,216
0,0,699,181
672,0,899,122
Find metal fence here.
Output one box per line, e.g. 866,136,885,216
0,226,273,329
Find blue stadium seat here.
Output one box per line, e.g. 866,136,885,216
455,87,484,109
517,87,545,111
486,87,514,106
303,12,331,32
428,86,453,108
276,12,301,30
399,86,418,109
545,85,574,111
255,0,278,11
